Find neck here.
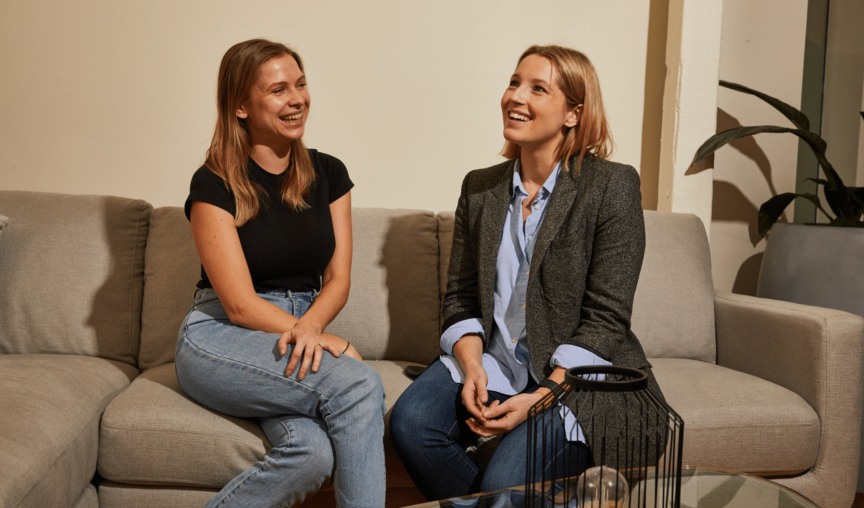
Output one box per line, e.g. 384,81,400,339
250,143,292,174
518,141,560,187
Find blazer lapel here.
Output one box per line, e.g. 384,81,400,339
530,159,582,277
478,160,515,339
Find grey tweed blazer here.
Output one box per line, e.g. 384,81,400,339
441,154,666,468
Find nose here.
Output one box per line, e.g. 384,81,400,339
509,85,528,105
287,88,305,107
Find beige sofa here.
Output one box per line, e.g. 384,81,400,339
0,189,862,508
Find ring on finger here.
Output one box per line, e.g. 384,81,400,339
317,342,325,349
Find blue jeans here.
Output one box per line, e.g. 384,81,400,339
175,288,386,508
389,359,590,501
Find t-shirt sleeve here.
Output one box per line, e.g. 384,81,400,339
316,152,354,203
185,166,235,220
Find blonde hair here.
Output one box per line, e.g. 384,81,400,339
205,39,316,226
501,45,613,173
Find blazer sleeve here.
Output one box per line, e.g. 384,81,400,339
568,166,645,360
441,171,485,338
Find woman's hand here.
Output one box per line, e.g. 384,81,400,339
280,326,344,379
461,363,489,421
465,389,549,437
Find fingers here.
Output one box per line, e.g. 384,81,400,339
297,341,316,380
483,399,509,419
465,416,503,437
277,330,295,356
461,382,486,421
475,380,489,406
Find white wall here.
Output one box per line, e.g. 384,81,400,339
0,0,651,212
710,0,808,295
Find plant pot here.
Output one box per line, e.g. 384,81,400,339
756,222,864,490
757,223,864,318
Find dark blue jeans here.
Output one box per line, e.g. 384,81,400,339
389,359,590,501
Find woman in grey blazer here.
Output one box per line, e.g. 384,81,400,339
390,45,666,501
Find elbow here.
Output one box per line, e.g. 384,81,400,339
222,300,252,327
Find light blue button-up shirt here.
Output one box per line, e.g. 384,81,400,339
439,159,610,441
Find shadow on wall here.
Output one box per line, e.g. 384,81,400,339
691,108,789,296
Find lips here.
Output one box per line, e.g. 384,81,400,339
280,112,303,122
509,111,529,122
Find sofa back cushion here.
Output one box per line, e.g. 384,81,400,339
435,210,716,363
138,207,442,370
138,207,201,371
632,211,715,362
0,191,151,365
327,208,442,363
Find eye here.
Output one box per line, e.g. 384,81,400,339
273,87,285,94
509,80,519,87
533,85,547,93
298,82,307,88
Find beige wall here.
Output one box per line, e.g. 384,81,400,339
710,0,808,295
0,0,652,212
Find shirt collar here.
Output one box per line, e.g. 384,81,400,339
512,158,563,198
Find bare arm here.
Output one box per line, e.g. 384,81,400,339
189,193,357,379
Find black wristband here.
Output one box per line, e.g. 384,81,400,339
341,341,350,354
539,379,560,392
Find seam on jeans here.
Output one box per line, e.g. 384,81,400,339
278,418,292,448
180,334,328,399
446,421,479,475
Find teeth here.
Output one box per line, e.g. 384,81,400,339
509,112,529,122
281,113,302,121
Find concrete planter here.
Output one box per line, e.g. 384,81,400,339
756,222,864,490
757,223,864,318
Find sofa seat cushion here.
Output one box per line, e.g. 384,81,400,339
650,358,820,475
0,354,138,508
99,360,421,490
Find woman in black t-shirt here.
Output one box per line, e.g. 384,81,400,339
174,39,386,508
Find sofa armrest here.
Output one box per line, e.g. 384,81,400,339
714,290,864,508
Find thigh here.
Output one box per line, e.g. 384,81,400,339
481,407,590,492
176,294,382,420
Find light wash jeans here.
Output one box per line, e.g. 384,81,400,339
175,288,386,508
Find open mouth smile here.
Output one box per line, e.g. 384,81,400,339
280,112,303,122
509,111,530,122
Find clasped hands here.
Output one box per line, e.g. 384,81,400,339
277,323,362,379
461,364,550,437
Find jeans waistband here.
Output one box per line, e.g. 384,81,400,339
193,287,318,306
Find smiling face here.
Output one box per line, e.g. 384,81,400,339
501,54,581,156
236,53,310,150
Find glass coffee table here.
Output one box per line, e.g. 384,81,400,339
404,466,819,507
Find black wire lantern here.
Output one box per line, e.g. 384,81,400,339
525,366,684,508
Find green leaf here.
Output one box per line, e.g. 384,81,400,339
720,80,810,131
829,217,863,227
805,178,832,187
691,126,827,166
758,192,828,236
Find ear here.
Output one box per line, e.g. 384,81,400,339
564,104,583,128
236,104,248,120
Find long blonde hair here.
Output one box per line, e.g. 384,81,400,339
205,39,316,226
501,45,613,173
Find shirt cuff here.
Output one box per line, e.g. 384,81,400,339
550,345,611,370
440,318,483,355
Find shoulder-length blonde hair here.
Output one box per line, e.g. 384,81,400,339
205,39,316,226
501,45,613,173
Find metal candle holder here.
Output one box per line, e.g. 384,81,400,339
525,365,684,508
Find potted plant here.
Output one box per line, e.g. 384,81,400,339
691,80,864,318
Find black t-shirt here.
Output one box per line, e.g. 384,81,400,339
184,149,353,292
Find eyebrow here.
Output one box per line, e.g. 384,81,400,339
511,73,551,87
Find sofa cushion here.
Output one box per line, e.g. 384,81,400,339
650,358,820,475
0,354,138,508
71,484,98,508
633,212,716,362
99,360,420,490
138,207,201,371
327,209,441,363
0,191,151,365
138,207,441,370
